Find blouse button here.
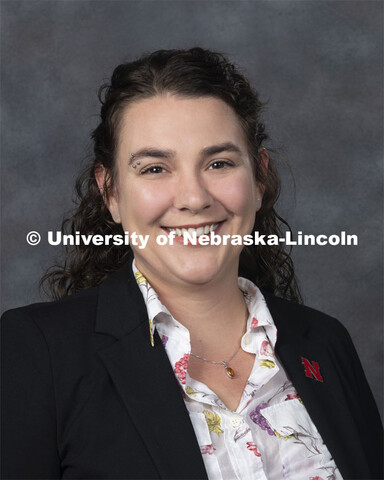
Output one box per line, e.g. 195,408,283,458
244,334,251,346
230,416,243,428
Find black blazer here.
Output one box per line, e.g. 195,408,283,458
1,261,382,479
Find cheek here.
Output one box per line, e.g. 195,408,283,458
217,174,258,215
117,181,172,227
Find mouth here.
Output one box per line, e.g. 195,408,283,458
162,221,224,239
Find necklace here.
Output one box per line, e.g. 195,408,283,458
190,343,242,379
190,298,248,379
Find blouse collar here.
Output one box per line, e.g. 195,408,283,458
132,259,277,352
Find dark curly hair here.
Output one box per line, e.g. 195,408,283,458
41,47,302,303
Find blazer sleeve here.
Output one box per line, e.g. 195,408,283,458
334,321,383,478
1,308,61,479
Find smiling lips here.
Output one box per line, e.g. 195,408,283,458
163,222,222,238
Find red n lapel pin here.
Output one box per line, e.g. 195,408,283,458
301,357,324,382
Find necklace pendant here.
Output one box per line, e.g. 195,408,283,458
222,362,235,379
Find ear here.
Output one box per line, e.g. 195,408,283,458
255,148,269,210
94,164,121,223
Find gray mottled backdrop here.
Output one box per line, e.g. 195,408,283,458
1,1,383,416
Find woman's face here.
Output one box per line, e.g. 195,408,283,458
104,94,265,289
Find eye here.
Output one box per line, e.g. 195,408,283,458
208,160,233,170
139,165,167,175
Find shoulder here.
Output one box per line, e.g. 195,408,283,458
1,285,100,341
1,284,115,395
262,291,341,326
262,292,353,349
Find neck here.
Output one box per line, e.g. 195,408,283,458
136,264,248,355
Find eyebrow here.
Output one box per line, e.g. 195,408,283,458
202,142,242,157
128,142,243,164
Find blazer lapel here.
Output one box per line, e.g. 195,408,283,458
264,293,371,479
95,260,208,480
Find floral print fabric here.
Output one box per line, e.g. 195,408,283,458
133,261,342,480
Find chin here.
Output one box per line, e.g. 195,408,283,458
169,256,228,286
176,271,219,286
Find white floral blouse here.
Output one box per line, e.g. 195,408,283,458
133,261,342,480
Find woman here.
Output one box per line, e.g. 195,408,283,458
1,48,382,479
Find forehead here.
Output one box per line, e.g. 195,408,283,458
117,94,247,154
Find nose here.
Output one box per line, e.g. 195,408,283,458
173,171,212,213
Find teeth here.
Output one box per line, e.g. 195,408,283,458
166,223,220,237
